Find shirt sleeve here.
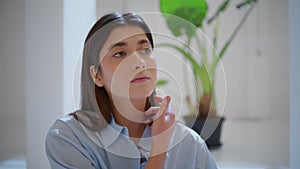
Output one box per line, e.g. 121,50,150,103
195,140,218,169
45,121,98,169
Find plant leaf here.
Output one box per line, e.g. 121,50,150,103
156,79,168,86
207,0,231,24
160,0,208,37
236,0,257,9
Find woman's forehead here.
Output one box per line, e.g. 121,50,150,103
100,25,148,55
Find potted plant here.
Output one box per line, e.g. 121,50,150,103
158,0,257,148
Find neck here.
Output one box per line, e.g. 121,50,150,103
110,96,147,142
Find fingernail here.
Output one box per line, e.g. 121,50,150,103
166,96,171,102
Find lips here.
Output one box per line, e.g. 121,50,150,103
130,75,150,83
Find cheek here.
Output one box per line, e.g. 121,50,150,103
99,61,117,88
102,60,132,96
147,55,157,76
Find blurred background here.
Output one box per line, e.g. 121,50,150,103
0,0,299,168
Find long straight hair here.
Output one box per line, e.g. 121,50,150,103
77,12,154,131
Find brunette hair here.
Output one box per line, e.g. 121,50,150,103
77,12,154,131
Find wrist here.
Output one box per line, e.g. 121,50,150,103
146,152,167,169
151,140,169,156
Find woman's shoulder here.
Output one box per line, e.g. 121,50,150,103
167,122,217,169
165,122,216,169
45,114,102,168
46,113,86,142
49,114,79,130
172,122,206,145
175,122,204,139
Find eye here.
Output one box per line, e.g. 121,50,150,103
113,51,126,58
139,47,152,55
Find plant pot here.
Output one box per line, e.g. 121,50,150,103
184,116,225,149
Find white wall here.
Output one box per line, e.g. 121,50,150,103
0,0,26,161
289,0,300,168
266,0,289,119
215,0,289,119
26,0,97,168
0,0,96,167
26,0,64,168
63,0,96,114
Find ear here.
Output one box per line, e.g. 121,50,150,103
90,65,104,87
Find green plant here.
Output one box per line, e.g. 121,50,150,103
159,0,257,118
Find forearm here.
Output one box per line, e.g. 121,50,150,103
144,140,169,169
144,152,166,169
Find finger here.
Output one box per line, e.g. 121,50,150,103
165,112,176,122
153,95,163,101
144,107,160,124
151,95,163,106
166,102,174,114
157,96,171,118
144,106,159,116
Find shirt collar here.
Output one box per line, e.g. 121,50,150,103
100,116,153,151
99,117,128,147
136,125,152,159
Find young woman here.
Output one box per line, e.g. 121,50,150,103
46,12,218,169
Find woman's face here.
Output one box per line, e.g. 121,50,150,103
96,25,157,100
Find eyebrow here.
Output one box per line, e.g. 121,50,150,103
108,39,150,50
108,42,127,50
137,39,150,46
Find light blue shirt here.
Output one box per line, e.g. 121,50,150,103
46,114,218,169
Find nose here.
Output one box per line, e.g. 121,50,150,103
131,52,146,71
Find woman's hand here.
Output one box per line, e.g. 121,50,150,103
144,96,176,169
144,96,176,156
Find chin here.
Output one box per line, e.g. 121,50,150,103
129,87,154,99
